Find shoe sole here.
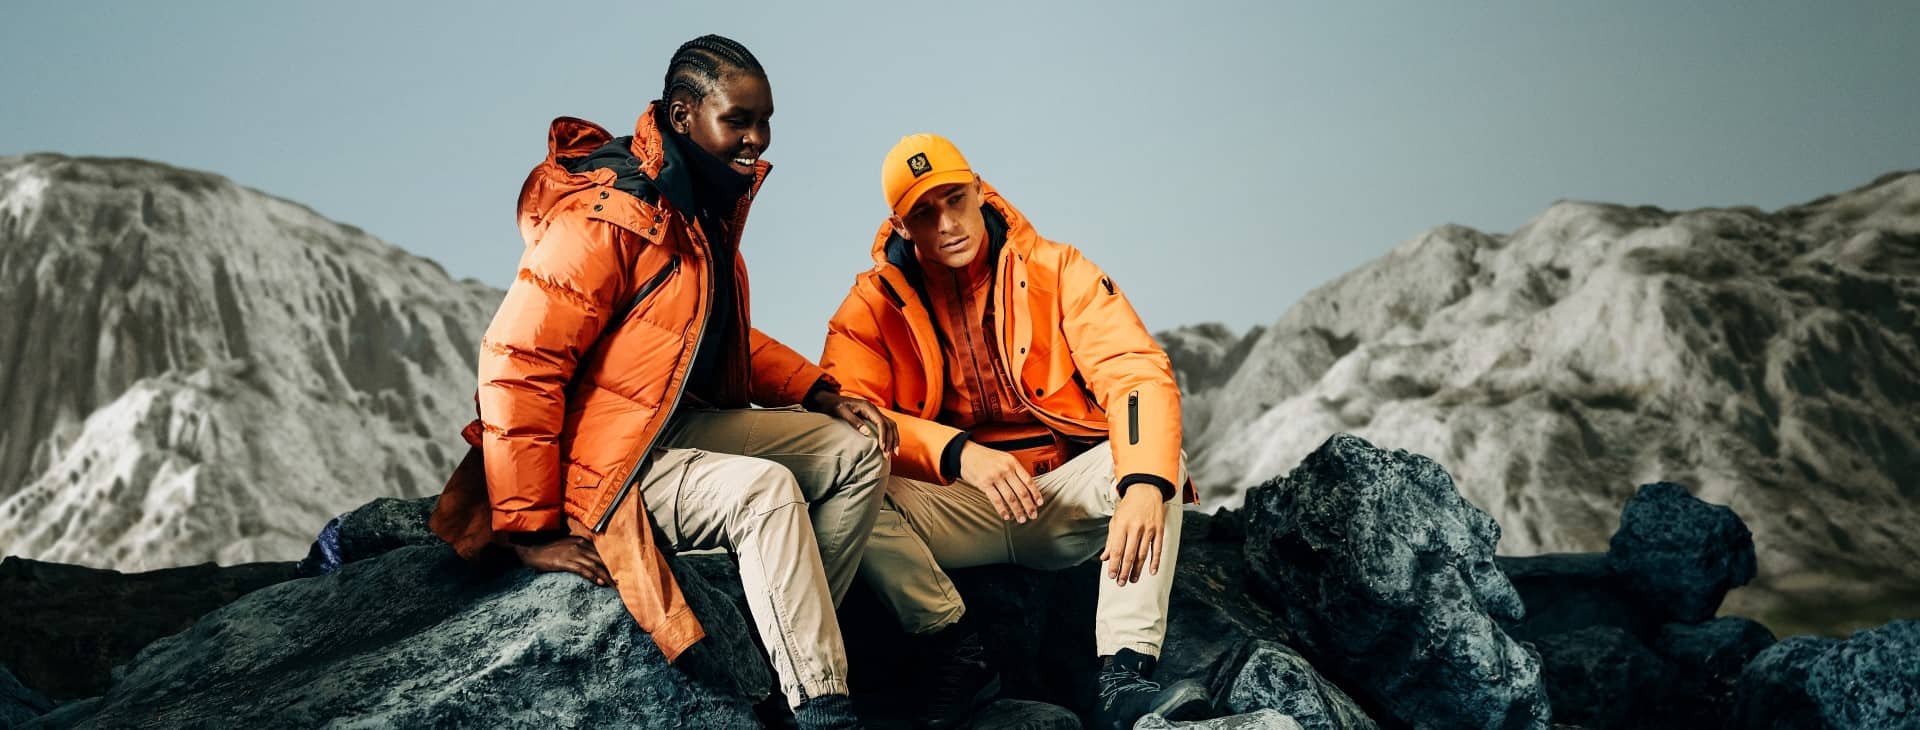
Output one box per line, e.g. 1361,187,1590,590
1148,679,1212,721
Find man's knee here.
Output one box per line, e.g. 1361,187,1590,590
828,422,890,483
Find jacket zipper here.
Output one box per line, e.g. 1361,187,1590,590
1127,390,1140,445
595,246,713,534
631,255,680,305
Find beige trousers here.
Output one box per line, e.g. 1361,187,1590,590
636,405,888,708
857,441,1184,657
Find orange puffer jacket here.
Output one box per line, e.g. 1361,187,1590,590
822,183,1193,502
447,105,828,659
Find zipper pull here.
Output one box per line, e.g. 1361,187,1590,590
1127,391,1140,445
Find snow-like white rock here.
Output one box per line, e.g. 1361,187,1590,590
0,154,500,571
1180,171,1920,628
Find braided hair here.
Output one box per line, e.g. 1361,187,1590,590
661,34,766,104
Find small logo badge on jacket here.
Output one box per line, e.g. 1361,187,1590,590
907,153,932,177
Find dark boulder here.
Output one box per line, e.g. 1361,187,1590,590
1532,626,1677,729
0,556,296,700
966,699,1084,729
2,665,55,727
1242,433,1550,729
1496,553,1650,642
34,545,770,729
1606,482,1756,624
1653,617,1776,726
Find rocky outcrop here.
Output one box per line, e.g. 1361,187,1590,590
8,436,1912,728
0,154,500,571
0,555,295,700
1183,170,1920,634
1241,433,1550,729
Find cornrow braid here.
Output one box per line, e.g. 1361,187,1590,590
661,34,766,104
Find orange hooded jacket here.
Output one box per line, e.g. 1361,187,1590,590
432,105,830,661
821,184,1194,502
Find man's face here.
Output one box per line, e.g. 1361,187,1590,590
670,71,773,176
892,179,986,269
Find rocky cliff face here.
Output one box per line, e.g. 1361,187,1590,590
0,154,501,570
1169,171,1920,630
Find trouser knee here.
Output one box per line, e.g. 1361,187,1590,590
730,459,806,525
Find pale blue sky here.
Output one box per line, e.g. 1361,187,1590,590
5,1,1917,349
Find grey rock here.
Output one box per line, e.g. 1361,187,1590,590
1533,626,1677,730
1605,482,1756,624
1800,620,1920,730
1224,641,1377,730
1242,433,1550,729
47,545,769,728
1653,616,1776,725
1729,635,1841,729
1,665,55,727
1137,709,1305,729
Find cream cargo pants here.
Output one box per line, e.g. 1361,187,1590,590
856,441,1184,657
605,405,888,708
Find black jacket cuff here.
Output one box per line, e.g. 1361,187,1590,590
505,529,569,547
1116,473,1177,502
940,431,971,482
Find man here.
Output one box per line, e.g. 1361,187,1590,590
431,36,893,730
821,134,1210,729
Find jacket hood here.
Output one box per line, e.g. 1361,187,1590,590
515,103,770,247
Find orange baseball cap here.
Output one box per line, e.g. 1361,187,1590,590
881,133,974,218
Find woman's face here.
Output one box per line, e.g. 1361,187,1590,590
670,71,773,176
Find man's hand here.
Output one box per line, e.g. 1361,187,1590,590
512,536,613,587
1101,485,1167,586
959,441,1043,523
806,390,899,454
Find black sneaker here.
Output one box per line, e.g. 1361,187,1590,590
919,623,1002,729
1093,649,1211,730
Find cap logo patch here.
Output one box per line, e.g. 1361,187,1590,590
907,152,932,177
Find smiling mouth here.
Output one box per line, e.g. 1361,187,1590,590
731,156,758,169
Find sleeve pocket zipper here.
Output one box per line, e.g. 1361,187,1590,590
1128,390,1140,445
